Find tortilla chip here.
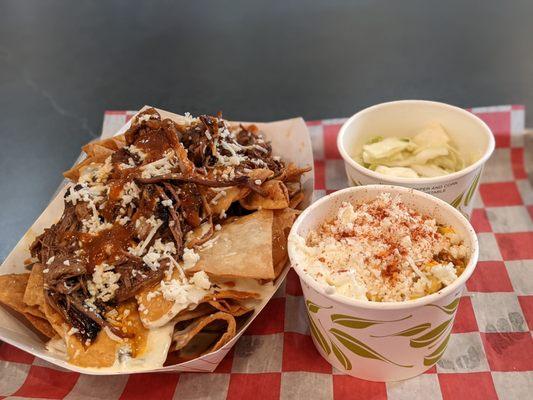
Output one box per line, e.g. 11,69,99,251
23,263,46,312
136,265,211,329
247,168,274,181
66,302,155,369
0,273,54,335
23,305,46,319
165,332,221,365
185,220,214,248
24,314,57,338
171,312,236,355
82,134,126,155
209,290,260,301
240,180,289,210
272,208,299,278
190,210,274,279
207,186,250,216
0,273,29,306
289,191,305,209
0,274,41,316
173,303,214,323
138,265,260,329
208,299,252,317
42,294,68,337
63,153,111,181
66,328,120,368
84,144,115,159
280,163,311,182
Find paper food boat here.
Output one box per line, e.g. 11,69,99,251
0,107,314,375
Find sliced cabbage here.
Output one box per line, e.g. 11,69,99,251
362,138,411,162
374,166,419,178
411,164,448,177
412,147,449,165
412,123,450,147
358,123,466,178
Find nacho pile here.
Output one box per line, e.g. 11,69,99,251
0,108,309,371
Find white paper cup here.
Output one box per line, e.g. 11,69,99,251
337,100,495,218
288,185,479,381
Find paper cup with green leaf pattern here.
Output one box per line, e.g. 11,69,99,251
337,100,495,218
288,185,479,381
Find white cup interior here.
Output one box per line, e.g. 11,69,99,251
339,100,494,177
288,185,479,310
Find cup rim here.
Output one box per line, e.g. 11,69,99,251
336,100,495,184
288,184,480,310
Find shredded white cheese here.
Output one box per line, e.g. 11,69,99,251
140,152,175,178
142,239,176,270
292,194,468,302
86,263,121,303
182,248,200,270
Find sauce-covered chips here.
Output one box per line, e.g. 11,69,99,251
0,109,309,371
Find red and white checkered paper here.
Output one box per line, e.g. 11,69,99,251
1,105,531,400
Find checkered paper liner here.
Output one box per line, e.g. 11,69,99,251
1,105,531,400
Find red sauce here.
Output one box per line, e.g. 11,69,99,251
135,129,174,163
101,168,138,221
79,224,135,269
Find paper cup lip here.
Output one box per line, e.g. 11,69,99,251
288,185,479,311
337,100,495,185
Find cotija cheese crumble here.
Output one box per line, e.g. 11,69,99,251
293,193,468,302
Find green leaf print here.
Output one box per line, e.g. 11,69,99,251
306,300,332,314
450,192,464,209
348,176,363,187
425,298,460,315
308,313,331,355
330,314,412,329
409,319,452,348
331,341,352,370
370,323,431,338
463,170,482,207
330,328,413,368
423,331,452,366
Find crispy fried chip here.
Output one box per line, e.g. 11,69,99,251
63,137,117,181
206,186,250,216
190,210,274,279
23,314,57,338
185,220,214,248
42,294,68,337
66,327,120,368
63,155,111,181
280,163,312,182
82,134,126,155
0,274,41,317
240,180,289,210
0,273,53,335
81,144,115,159
289,191,305,209
136,266,210,329
208,299,252,317
208,290,260,301
272,208,299,278
173,303,214,323
66,302,173,369
247,168,274,182
9,108,309,371
23,263,46,312
0,273,30,310
171,312,236,355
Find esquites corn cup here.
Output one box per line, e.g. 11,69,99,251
288,185,479,381
337,100,495,218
